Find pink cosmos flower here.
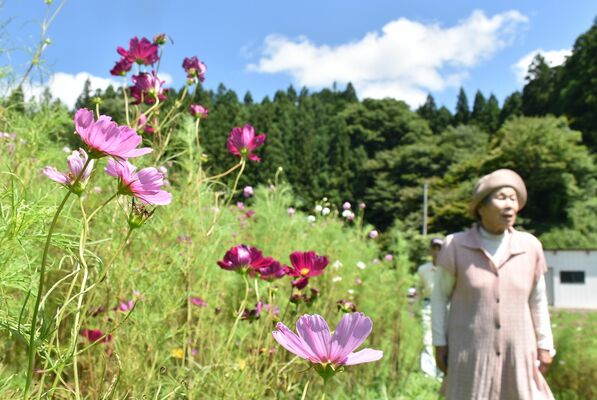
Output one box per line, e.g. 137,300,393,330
110,58,133,76
75,108,152,159
272,313,383,379
189,104,208,119
287,207,296,216
342,202,351,210
227,124,266,162
116,299,135,312
80,329,112,343
243,186,253,198
285,251,329,289
137,113,155,134
216,244,271,272
105,158,172,205
117,36,159,65
130,71,167,105
43,148,94,194
368,230,379,239
189,296,208,307
182,56,207,82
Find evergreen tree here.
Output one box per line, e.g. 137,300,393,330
470,90,486,126
557,19,597,150
417,94,438,121
483,94,500,133
342,82,358,102
435,106,453,134
75,78,92,111
453,87,470,125
243,91,254,105
499,92,523,125
521,54,556,116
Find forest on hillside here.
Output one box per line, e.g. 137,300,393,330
5,18,597,249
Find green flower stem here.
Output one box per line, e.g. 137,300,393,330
86,192,118,222
122,77,131,127
72,197,91,400
201,161,242,183
206,160,246,237
183,257,193,369
17,0,66,89
254,279,260,303
158,85,188,130
24,189,72,398
226,273,250,348
194,118,202,183
301,379,310,400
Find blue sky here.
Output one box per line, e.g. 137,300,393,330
2,0,596,110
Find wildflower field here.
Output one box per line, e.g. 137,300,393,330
0,32,442,399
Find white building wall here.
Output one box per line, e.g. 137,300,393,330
544,250,597,309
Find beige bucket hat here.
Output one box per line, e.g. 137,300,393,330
469,169,527,217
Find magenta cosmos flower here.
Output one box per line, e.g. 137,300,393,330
252,259,287,281
75,108,152,159
217,244,272,272
43,148,94,194
110,57,133,76
182,56,207,83
227,124,266,162
105,158,172,205
130,71,167,105
117,36,159,65
285,251,329,289
80,328,112,343
189,296,208,308
189,104,208,119
272,313,383,379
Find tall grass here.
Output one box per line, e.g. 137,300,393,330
0,105,440,399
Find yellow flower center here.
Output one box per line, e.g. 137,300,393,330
300,268,310,276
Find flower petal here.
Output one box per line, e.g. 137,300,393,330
272,322,317,361
344,348,384,365
328,312,373,363
295,314,331,363
43,167,69,185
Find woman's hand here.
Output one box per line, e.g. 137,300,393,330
537,349,553,374
435,346,449,374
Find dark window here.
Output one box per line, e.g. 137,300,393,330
560,271,585,284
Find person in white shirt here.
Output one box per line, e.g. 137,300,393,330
417,237,443,378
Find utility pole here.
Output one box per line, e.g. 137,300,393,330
422,183,428,236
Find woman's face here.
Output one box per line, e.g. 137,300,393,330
478,186,519,234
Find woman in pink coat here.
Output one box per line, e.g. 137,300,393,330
431,169,555,399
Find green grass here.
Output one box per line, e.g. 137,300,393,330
0,106,440,399
2,105,590,399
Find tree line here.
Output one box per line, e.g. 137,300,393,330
6,18,597,248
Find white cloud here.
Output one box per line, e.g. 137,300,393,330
512,48,571,84
248,10,528,107
22,71,174,110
